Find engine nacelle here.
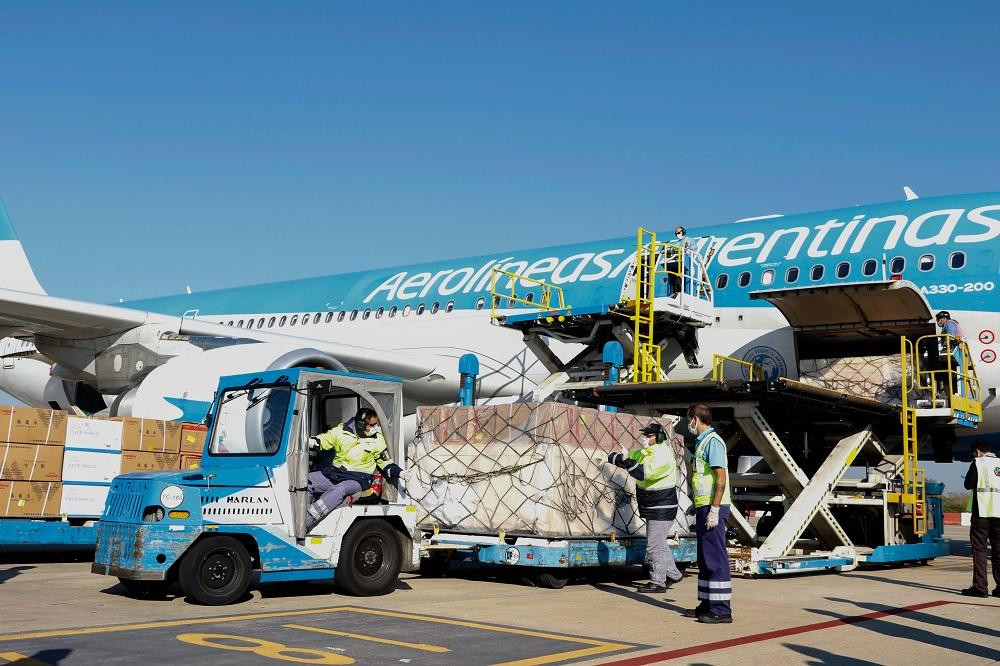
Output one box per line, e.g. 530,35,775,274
111,343,346,421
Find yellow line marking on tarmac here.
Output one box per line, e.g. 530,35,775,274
0,605,633,665
0,652,48,665
284,623,449,653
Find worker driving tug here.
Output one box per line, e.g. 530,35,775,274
306,407,402,532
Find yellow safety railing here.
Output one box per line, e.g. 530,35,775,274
711,354,765,382
913,334,982,423
897,337,926,536
489,268,568,324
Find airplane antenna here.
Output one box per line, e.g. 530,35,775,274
903,186,919,200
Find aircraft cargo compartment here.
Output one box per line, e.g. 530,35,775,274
405,403,692,538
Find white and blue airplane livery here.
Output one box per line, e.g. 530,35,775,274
0,191,997,459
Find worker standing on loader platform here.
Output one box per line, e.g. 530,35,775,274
306,408,402,532
935,311,966,397
665,226,690,298
682,403,733,623
608,422,684,593
962,439,1000,598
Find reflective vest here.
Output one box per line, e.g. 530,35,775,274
629,443,678,491
974,453,1000,518
692,428,731,508
316,423,391,474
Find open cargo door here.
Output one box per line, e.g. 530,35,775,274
750,280,935,358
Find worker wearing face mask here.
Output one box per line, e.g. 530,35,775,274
608,422,683,593
665,226,689,298
305,407,401,531
681,402,733,623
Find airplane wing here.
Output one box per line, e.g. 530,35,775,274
0,287,510,388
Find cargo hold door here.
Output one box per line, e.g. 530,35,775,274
750,280,935,359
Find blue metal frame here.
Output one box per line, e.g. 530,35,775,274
0,520,97,551
436,536,697,569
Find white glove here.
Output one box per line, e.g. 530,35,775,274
706,506,720,530
397,467,416,482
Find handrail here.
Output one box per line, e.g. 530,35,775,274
913,334,982,415
712,354,764,382
489,268,567,324
658,242,714,303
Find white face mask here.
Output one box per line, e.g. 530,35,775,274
687,420,698,435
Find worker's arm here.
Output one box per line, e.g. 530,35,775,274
964,460,977,491
313,428,344,452
711,467,727,508
608,451,645,481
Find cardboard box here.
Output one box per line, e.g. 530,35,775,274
0,480,62,517
0,443,64,481
0,407,67,446
118,417,182,454
180,424,207,454
59,483,110,517
65,417,123,451
61,450,122,484
120,451,181,474
180,454,202,470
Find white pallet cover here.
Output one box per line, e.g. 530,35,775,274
798,355,902,404
406,403,692,538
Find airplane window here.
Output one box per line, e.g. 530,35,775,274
403,305,412,317
257,318,265,328
836,262,850,279
376,307,385,319
889,256,905,274
325,312,333,323
430,301,440,314
715,274,728,289
525,293,535,303
227,320,233,326
493,295,501,309
948,251,965,269
446,301,455,313
362,308,371,320
476,297,486,310
290,315,298,326
279,316,287,327
237,320,244,328
761,269,774,286
416,304,426,315
313,313,321,324
350,310,358,321
268,317,276,328
785,267,799,283
737,271,751,287
919,254,935,271
337,311,346,322
302,315,310,326
862,259,878,276
388,306,398,318
810,265,824,281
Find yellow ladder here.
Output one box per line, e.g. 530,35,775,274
896,337,927,536
631,228,661,382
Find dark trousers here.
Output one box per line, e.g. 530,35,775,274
970,515,1000,593
695,505,732,617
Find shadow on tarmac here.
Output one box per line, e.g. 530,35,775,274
4,649,73,665
782,643,881,665
0,564,34,584
803,597,1000,661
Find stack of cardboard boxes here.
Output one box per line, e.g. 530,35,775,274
0,406,206,518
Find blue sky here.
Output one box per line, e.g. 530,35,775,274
1,1,996,489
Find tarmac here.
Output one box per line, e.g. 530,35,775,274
0,526,997,665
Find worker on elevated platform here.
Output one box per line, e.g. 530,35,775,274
681,403,733,624
608,421,684,593
935,311,967,397
962,439,1000,598
665,226,690,298
305,408,402,532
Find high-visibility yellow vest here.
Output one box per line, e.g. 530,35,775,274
628,443,678,491
974,453,1000,518
316,423,391,474
692,429,731,508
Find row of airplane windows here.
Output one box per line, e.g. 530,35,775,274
715,250,968,290
218,297,489,329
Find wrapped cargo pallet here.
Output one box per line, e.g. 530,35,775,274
798,355,903,404
406,403,693,538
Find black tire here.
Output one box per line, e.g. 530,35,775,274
336,520,402,596
535,570,570,589
117,577,172,598
178,536,253,605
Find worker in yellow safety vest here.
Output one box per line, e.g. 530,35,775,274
962,439,1000,598
680,402,733,624
305,408,401,532
607,421,684,593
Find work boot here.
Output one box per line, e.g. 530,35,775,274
697,612,733,624
681,606,706,618
635,582,668,593
960,586,988,598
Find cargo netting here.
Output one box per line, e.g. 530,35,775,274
798,355,903,404
405,403,692,538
